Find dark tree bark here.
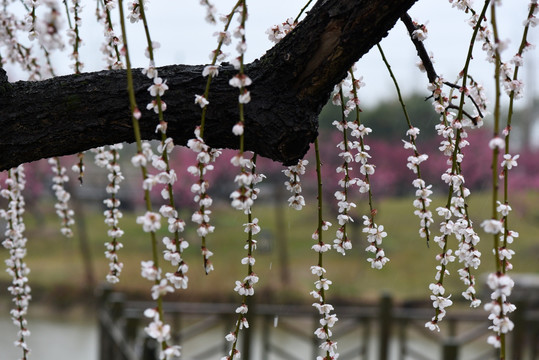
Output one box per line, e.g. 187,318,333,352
0,0,418,171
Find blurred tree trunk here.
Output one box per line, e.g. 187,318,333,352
274,183,290,286
70,184,96,297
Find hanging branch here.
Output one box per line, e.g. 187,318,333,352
400,12,484,120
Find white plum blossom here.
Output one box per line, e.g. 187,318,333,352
266,17,296,43
194,94,209,108
496,201,512,216
92,145,124,283
238,90,251,104
501,154,519,169
48,158,75,238
148,77,168,97
145,320,171,343
283,160,308,210
412,26,428,41
2,166,32,359
488,136,505,150
137,211,162,233
481,219,504,234
141,261,160,281
232,122,244,136
203,65,220,77
229,73,252,88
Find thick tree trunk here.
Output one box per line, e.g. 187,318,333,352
0,0,418,171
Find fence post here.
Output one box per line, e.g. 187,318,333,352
124,315,139,344
378,293,393,360
142,337,158,360
98,285,113,360
262,314,271,360
442,338,458,360
109,292,126,321
398,319,407,360
109,292,126,359
362,317,371,359
312,312,320,359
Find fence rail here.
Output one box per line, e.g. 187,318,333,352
97,288,539,360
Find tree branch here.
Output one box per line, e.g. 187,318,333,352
0,0,418,171
401,12,483,121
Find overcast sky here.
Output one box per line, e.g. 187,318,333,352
9,0,539,109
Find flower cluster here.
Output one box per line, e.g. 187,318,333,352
334,71,389,267
411,19,428,42
378,40,434,242
143,307,181,359
309,136,340,360
222,5,266,359
454,222,482,307
71,152,85,185
93,145,125,284
48,157,75,238
127,0,147,23
449,0,473,11
97,0,123,70
362,216,389,269
66,0,84,74
500,63,525,100
283,159,308,210
132,0,188,291
222,217,260,360
153,137,189,291
266,17,296,44
330,86,355,256
466,1,536,101
311,219,339,359
23,0,39,43
483,272,516,348
124,3,185,357
403,126,434,241
228,4,250,73
189,3,254,275
480,144,520,348
0,6,45,80
187,127,221,273
425,237,454,333
481,1,536,353
32,0,66,52
227,2,259,213
140,257,181,359
1,166,32,359
429,198,482,329
194,2,244,110
331,106,357,255
424,78,483,332
230,156,263,211
199,0,217,24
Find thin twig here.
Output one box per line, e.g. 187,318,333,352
400,13,437,83
401,12,483,120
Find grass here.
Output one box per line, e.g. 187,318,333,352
1,190,538,306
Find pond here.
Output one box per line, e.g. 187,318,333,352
0,313,97,360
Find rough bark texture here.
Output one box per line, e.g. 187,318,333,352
0,0,418,171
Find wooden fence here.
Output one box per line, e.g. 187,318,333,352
97,289,539,360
